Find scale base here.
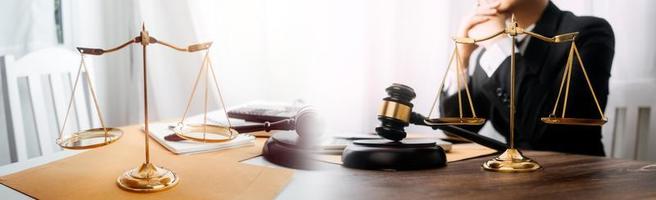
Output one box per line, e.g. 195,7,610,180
342,139,446,170
482,148,541,172
117,162,179,192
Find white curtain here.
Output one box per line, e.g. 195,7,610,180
0,0,57,57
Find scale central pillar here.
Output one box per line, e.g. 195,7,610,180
481,15,541,172
116,24,179,192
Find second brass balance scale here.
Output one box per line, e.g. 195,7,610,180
56,24,240,192
423,15,607,172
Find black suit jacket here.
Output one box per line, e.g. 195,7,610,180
441,2,615,156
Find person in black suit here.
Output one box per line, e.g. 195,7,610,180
441,0,615,156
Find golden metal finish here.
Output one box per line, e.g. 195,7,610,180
454,30,505,44
481,15,542,172
509,18,517,149
142,24,151,166
541,117,607,126
423,117,485,126
77,23,215,192
117,162,179,192
76,35,212,55
524,31,578,43
379,101,412,123
187,42,213,52
57,128,123,150
482,148,541,172
543,34,606,125
175,49,236,143
173,123,238,143
56,51,119,149
426,38,485,126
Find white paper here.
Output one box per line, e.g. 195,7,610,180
147,122,255,155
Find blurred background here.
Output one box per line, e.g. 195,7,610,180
1,0,655,165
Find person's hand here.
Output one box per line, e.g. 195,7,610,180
468,2,507,48
456,1,505,66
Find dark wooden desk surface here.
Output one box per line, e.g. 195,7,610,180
281,151,656,199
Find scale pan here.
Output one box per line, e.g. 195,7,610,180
57,128,123,149
424,117,486,126
173,123,238,143
541,117,606,126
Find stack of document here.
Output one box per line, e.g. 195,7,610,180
147,111,256,155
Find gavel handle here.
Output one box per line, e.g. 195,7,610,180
232,119,296,133
410,112,507,151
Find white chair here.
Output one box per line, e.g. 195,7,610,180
602,79,656,161
0,47,98,167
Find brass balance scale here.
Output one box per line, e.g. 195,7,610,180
425,15,607,172
56,24,238,192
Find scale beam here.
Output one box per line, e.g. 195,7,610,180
453,26,578,45
77,37,212,55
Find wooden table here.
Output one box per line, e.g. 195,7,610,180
276,151,656,199
2,144,655,199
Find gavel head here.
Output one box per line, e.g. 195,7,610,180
294,106,323,139
376,83,416,141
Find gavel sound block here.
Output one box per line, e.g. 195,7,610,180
342,84,447,170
